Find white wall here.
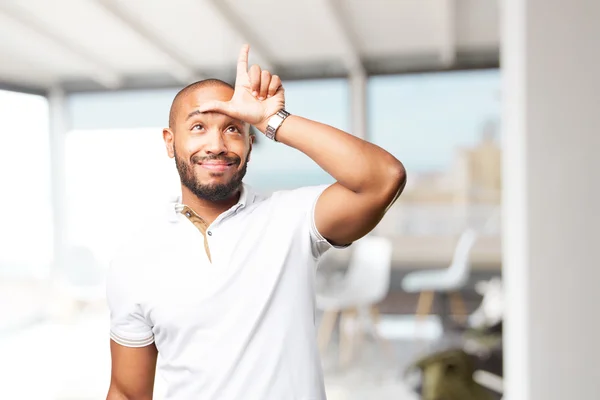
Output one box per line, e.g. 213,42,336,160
502,1,600,399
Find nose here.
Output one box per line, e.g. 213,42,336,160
204,129,227,155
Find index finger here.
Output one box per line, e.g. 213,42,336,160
237,44,250,78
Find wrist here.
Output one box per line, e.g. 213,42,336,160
260,109,291,141
255,110,279,133
255,118,270,133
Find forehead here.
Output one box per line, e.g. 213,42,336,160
176,85,235,122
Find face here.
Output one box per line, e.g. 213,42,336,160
163,85,253,202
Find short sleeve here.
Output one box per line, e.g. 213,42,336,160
106,256,154,348
308,186,352,258
281,184,351,259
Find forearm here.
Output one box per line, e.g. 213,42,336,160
265,115,406,196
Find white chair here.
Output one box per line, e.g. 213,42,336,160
401,228,479,326
468,276,504,329
316,235,393,365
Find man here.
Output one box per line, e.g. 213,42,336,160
106,45,406,400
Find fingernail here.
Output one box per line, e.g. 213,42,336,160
267,95,272,98
252,91,258,97
258,97,264,101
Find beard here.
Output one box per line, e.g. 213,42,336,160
174,148,248,202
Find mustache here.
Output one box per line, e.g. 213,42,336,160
191,154,241,165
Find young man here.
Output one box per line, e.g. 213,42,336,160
106,45,406,400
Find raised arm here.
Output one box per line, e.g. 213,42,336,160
107,341,157,400
271,117,405,245
198,45,406,244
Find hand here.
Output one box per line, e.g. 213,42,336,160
198,44,285,131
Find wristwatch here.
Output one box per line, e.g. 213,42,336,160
264,109,291,141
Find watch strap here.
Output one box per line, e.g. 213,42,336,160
265,109,291,141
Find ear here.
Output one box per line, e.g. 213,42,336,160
247,134,255,162
163,128,175,158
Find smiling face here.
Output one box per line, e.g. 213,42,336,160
163,81,253,202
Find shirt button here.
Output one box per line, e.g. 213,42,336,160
185,212,191,217
207,231,212,236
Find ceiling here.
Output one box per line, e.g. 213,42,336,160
0,0,499,94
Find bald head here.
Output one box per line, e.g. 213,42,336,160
168,79,234,129
163,78,254,204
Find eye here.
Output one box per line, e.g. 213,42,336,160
191,123,203,131
226,125,240,134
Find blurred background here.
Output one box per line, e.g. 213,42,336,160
0,1,597,399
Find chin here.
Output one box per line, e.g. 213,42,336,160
201,175,233,186
207,171,228,178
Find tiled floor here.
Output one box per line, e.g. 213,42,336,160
0,308,444,400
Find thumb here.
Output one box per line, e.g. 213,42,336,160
198,100,233,115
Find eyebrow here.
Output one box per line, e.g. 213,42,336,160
185,110,246,129
185,109,202,121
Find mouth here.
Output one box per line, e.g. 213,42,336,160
198,162,235,172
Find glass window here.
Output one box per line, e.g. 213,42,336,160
0,90,52,278
368,70,500,172
368,70,502,236
65,128,180,267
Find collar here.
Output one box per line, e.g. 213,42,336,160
168,184,255,223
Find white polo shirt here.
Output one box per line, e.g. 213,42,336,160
106,184,344,400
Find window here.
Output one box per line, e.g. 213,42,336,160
368,70,500,172
368,70,502,236
65,128,180,267
0,90,52,278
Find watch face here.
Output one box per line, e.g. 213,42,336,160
269,115,284,127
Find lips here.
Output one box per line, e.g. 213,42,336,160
199,162,234,171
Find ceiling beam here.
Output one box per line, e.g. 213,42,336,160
439,0,457,66
206,0,276,72
95,0,202,84
0,2,122,89
0,80,48,96
321,0,364,74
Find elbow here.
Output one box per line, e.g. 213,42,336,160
381,158,407,205
392,159,407,190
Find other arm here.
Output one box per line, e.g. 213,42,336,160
106,252,158,400
107,341,158,400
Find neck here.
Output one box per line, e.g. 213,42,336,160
180,185,241,224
